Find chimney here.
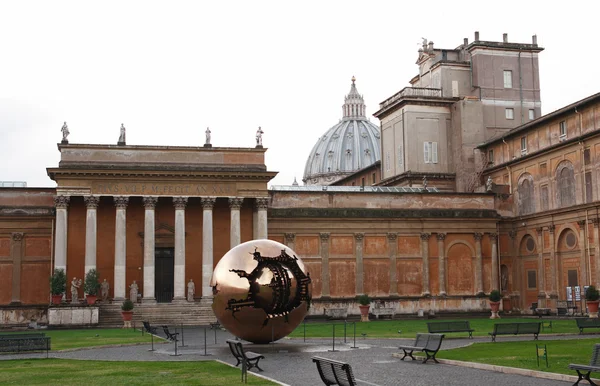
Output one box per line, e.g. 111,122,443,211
463,38,468,47
503,33,508,43
532,34,538,45
428,41,434,51
474,31,480,41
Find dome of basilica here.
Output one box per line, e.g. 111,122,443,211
303,77,381,185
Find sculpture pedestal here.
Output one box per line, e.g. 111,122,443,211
48,306,99,327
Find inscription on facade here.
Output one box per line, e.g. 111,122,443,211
92,182,235,196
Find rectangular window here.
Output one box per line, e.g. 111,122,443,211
529,109,535,120
505,108,514,120
398,144,403,166
585,171,593,203
540,185,549,211
372,173,376,184
568,270,578,287
488,149,494,165
527,270,537,289
503,70,512,88
521,136,527,155
423,142,438,164
584,148,591,165
559,120,567,139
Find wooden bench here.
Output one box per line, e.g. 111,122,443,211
162,325,179,341
142,321,158,335
226,339,265,372
0,334,51,357
427,321,474,339
312,356,357,386
569,343,600,386
397,333,445,363
371,307,394,320
576,318,600,334
488,322,540,342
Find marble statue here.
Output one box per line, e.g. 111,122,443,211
486,176,493,192
205,127,211,145
118,123,126,144
129,280,138,303
187,279,195,302
501,272,508,292
101,279,110,301
255,126,264,147
422,176,428,190
61,122,70,142
70,277,82,303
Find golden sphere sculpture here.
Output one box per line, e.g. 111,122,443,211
211,239,312,343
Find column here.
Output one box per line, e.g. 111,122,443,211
284,233,296,251
536,227,546,307
201,197,216,298
548,225,557,297
509,230,521,308
387,233,398,296
474,232,484,296
354,233,364,295
84,196,99,274
320,233,330,297
10,232,24,304
578,220,589,286
142,196,158,303
490,233,499,291
113,196,129,300
255,197,269,239
229,197,244,248
53,195,70,271
437,233,446,296
173,197,188,301
593,219,600,288
421,233,431,296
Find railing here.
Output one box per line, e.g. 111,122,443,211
379,87,442,109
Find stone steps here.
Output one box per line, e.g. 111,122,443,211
97,302,218,328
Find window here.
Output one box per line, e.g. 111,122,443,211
568,270,578,287
585,172,593,203
527,270,537,289
518,178,535,215
559,120,567,139
540,185,549,211
557,164,576,207
503,70,513,88
372,173,376,184
584,148,591,165
423,142,438,164
398,144,403,166
529,109,535,120
488,149,494,165
505,108,514,120
521,136,527,155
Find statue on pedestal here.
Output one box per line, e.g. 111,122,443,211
255,126,264,147
187,279,195,302
486,176,493,192
70,277,82,304
101,279,110,302
205,127,211,145
118,123,126,145
61,122,70,143
129,280,138,303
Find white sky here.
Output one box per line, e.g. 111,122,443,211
1,0,599,188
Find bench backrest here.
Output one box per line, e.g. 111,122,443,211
414,333,430,348
576,318,600,327
493,323,518,334
590,344,600,367
427,321,469,332
312,356,357,386
0,333,46,339
226,339,246,361
517,322,540,334
424,334,444,352
0,336,50,352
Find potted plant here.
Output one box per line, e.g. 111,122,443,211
489,290,502,319
586,285,600,318
357,294,371,322
121,299,134,328
49,268,66,305
83,269,101,305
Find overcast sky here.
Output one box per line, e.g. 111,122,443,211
1,1,599,188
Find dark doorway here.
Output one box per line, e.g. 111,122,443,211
155,247,174,303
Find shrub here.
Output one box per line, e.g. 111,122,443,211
489,290,502,302
121,299,134,311
357,294,371,306
49,268,66,295
586,285,600,301
83,269,101,296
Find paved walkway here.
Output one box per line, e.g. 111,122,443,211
1,327,590,385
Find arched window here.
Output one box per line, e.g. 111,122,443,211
557,163,576,208
518,177,534,215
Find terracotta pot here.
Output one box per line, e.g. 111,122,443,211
86,295,97,305
51,294,63,305
588,300,600,317
121,310,133,321
489,301,501,319
359,305,370,322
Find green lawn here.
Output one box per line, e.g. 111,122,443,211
43,328,160,350
289,318,582,339
0,359,275,385
437,338,598,376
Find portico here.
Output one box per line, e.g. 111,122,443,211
47,144,276,303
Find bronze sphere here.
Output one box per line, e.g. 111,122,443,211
211,239,312,343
